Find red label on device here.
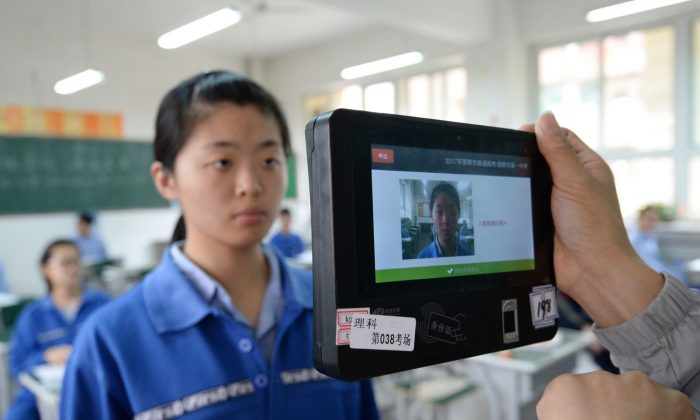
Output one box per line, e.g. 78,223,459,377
371,148,394,164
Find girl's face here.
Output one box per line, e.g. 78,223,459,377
155,103,287,250
42,244,82,291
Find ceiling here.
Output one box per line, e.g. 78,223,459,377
0,0,494,106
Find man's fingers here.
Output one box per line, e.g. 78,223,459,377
534,112,588,185
519,123,535,132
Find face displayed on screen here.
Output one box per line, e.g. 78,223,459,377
370,143,535,283
431,188,460,256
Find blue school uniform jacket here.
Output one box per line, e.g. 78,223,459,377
7,289,109,420
60,250,378,420
417,238,474,258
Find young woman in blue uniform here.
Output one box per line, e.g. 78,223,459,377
7,239,109,420
60,71,379,419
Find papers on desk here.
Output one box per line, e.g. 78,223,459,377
293,249,313,266
32,364,65,393
286,249,313,269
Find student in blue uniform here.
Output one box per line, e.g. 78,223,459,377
72,212,108,264
417,182,474,258
7,239,109,420
269,208,305,258
61,71,378,419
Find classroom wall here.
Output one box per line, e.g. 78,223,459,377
0,54,246,297
262,0,531,239
0,208,180,296
6,0,700,296
259,0,700,243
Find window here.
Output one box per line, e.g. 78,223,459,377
694,20,700,149
602,27,674,151
610,158,674,217
304,67,467,122
688,157,700,219
364,82,396,113
538,41,601,148
537,25,681,219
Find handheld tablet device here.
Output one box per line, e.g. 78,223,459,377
306,109,556,380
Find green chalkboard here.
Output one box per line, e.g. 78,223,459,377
0,136,166,214
0,136,298,214
285,154,297,198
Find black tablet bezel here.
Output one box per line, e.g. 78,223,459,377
329,110,553,303
307,109,556,380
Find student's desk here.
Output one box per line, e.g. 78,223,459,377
0,342,9,416
468,328,595,420
18,365,63,420
0,293,23,416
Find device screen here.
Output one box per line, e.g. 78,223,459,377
370,144,535,284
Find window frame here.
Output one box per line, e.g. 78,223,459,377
303,65,468,124
530,14,700,219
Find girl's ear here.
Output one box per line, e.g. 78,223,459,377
151,162,179,201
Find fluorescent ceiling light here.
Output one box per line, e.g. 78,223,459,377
158,7,241,50
54,69,105,95
586,0,691,22
341,52,424,80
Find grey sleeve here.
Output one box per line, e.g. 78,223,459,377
593,274,700,416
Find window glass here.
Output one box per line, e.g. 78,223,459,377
610,158,674,218
431,72,446,120
689,157,700,218
304,94,332,120
364,82,396,113
694,20,700,147
538,41,601,148
445,68,467,122
407,74,431,118
339,85,363,110
602,26,674,151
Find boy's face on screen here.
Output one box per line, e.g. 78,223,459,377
432,192,459,244
160,103,287,250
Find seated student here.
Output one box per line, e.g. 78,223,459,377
269,208,305,258
60,71,378,419
72,212,108,264
628,205,685,281
417,183,474,258
7,239,109,420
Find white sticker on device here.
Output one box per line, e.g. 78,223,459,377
349,314,416,351
530,285,558,329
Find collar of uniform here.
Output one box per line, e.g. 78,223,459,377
143,245,312,334
143,249,215,334
170,241,284,334
169,241,240,322
433,238,444,257
433,237,468,257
